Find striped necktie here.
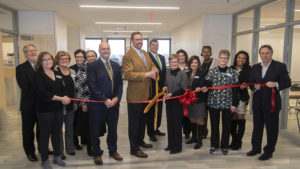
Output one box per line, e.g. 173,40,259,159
106,61,113,88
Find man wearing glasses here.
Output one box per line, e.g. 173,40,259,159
16,44,40,162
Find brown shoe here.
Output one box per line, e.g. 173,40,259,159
109,152,123,161
93,156,103,165
139,141,153,148
130,150,148,158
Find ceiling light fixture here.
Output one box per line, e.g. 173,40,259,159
103,30,153,33
80,5,180,10
96,22,162,25
295,9,300,12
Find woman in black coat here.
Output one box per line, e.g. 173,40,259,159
229,51,252,150
185,56,207,149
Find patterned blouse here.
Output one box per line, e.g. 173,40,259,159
74,65,90,106
205,66,238,109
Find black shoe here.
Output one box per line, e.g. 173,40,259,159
149,136,157,142
169,149,182,154
27,153,38,162
74,144,83,150
185,134,190,139
222,149,229,155
246,150,261,156
164,147,172,151
139,141,153,148
155,130,166,136
258,153,273,161
210,147,217,154
61,153,66,160
67,152,76,155
194,141,203,149
185,138,197,144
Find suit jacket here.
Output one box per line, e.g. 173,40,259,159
87,58,123,110
16,61,37,112
148,52,166,97
122,48,156,102
249,60,291,112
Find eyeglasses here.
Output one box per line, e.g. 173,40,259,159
42,58,52,62
219,57,229,60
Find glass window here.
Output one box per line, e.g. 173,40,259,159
0,7,13,31
237,10,254,32
157,39,171,66
85,38,102,56
295,0,300,21
142,39,148,51
260,0,286,28
1,33,15,67
259,28,285,63
107,38,125,66
288,24,300,134
236,34,253,64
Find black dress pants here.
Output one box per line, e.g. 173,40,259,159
127,103,147,153
89,104,119,156
209,108,232,149
166,100,183,151
37,110,63,161
21,110,40,155
251,109,279,154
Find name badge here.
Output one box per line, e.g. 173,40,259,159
194,76,199,79
56,75,62,79
225,73,232,77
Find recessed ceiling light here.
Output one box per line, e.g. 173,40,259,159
80,5,180,10
103,30,153,33
96,22,162,25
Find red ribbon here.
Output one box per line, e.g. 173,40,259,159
70,83,275,113
178,89,198,117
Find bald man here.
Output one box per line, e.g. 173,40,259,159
87,42,123,165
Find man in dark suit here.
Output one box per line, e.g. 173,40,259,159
16,44,39,162
247,45,291,160
87,42,123,165
147,39,166,142
122,32,157,158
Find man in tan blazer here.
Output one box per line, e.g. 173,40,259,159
122,32,157,158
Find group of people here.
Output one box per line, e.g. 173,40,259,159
16,32,291,169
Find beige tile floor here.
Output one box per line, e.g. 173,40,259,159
1,81,300,169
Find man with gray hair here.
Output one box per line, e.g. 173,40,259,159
16,44,39,161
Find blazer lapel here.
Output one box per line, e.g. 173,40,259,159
130,48,146,69
149,52,161,71
99,59,112,85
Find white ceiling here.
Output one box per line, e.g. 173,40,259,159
0,0,267,37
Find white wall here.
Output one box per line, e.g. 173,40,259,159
202,14,232,58
171,17,202,56
19,11,55,34
55,13,68,52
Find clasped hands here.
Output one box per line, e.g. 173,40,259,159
61,96,71,105
104,97,119,108
145,68,159,80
